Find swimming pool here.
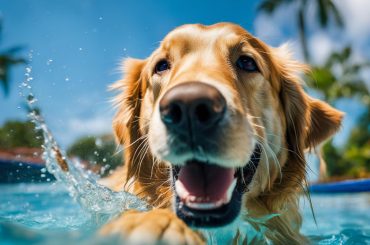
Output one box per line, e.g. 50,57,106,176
0,183,369,244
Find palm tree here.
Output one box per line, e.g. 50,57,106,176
258,0,343,62
0,18,26,97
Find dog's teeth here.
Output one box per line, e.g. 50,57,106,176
175,180,189,199
224,178,237,204
185,200,224,210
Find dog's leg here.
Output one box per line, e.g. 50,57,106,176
100,209,205,245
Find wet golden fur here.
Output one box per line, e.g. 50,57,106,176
101,23,343,244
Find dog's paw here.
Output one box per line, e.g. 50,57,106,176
100,209,205,245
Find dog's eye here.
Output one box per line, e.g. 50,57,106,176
236,56,259,72
155,59,170,74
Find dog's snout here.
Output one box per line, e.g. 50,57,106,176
159,82,226,134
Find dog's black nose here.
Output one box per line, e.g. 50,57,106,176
159,82,226,134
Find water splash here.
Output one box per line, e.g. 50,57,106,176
20,52,150,226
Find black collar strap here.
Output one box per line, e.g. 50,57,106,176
237,144,262,192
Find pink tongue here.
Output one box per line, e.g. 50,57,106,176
178,162,235,202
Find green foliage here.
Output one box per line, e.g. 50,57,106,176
348,109,370,147
317,0,343,27
258,0,344,61
258,0,293,14
67,135,123,176
0,19,26,96
306,46,370,105
324,110,370,178
0,120,43,149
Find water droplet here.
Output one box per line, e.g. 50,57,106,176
79,47,83,51
27,94,38,104
41,168,47,173
99,16,103,20
102,158,107,162
46,59,53,65
29,98,38,104
40,173,46,178
95,138,102,147
65,77,70,81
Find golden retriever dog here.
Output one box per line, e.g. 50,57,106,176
100,23,343,244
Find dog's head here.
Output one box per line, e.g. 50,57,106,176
112,23,343,227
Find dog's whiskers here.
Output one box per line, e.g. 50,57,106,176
121,133,149,151
131,136,149,179
248,126,283,190
135,143,150,178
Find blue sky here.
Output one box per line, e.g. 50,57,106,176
0,0,369,148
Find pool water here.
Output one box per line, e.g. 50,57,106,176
300,193,370,244
1,183,369,245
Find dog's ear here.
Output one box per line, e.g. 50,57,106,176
111,58,171,203
111,58,148,185
262,45,343,209
305,98,343,149
271,45,343,151
111,58,146,146
280,78,343,151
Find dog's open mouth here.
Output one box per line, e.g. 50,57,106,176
172,145,261,227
